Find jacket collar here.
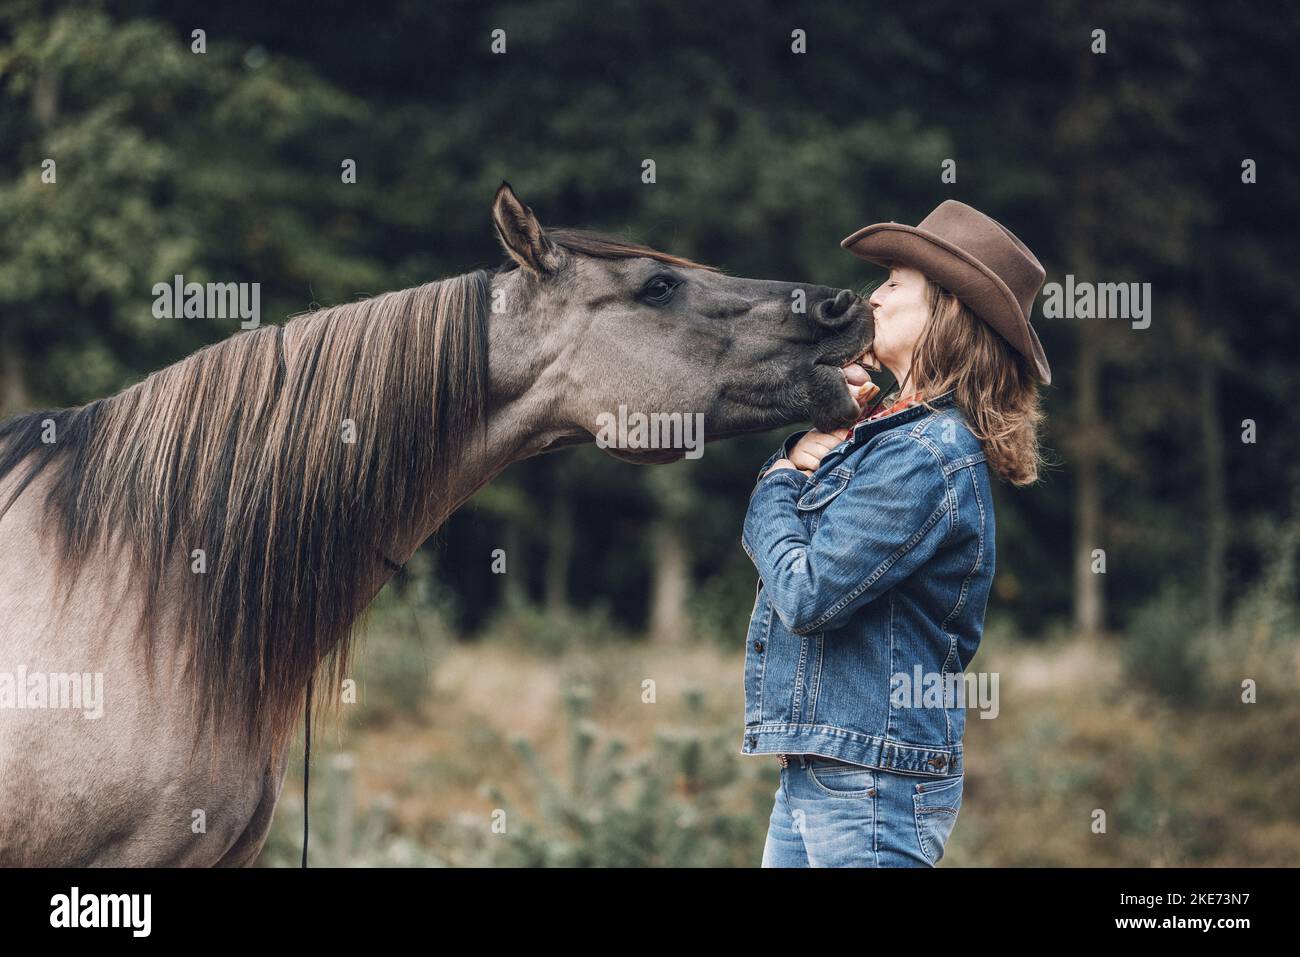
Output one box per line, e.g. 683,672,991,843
850,387,957,441
809,389,957,474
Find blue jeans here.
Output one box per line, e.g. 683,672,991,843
761,754,964,867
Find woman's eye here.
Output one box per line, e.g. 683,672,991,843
641,276,679,303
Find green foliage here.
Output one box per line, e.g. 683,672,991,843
688,561,761,650
1123,507,1300,709
258,753,448,867
0,6,391,406
5,1,1297,641
1120,583,1209,706
350,551,452,728
478,684,763,867
480,600,630,658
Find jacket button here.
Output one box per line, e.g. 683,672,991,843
753,639,764,653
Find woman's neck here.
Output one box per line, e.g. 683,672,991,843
890,363,918,400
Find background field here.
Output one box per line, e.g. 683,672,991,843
255,557,1300,866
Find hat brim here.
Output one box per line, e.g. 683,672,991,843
841,223,1051,385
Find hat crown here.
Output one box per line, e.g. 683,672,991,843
915,201,1046,307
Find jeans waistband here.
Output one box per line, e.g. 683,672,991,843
778,753,864,770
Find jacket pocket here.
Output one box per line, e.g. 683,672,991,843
796,465,853,511
913,773,964,865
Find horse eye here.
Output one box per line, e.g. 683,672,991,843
640,275,679,303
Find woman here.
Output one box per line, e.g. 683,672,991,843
740,200,1051,867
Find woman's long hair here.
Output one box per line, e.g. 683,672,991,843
880,277,1048,486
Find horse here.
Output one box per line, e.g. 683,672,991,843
0,182,873,865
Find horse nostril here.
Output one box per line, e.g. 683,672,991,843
821,289,855,318
814,289,858,330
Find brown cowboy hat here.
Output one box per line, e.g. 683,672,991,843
840,200,1051,385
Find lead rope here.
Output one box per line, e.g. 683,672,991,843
302,674,312,868
301,548,407,868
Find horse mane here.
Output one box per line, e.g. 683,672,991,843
0,270,491,758
541,227,721,273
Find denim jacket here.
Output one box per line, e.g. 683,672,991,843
739,388,994,777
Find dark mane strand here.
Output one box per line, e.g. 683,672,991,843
0,270,491,758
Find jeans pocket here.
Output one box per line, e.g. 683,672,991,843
806,761,877,798
912,773,964,865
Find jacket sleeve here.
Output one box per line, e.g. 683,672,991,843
741,431,953,635
754,428,812,483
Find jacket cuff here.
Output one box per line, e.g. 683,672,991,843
742,468,805,559
754,428,812,482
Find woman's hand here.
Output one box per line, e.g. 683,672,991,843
762,372,878,477
765,427,851,477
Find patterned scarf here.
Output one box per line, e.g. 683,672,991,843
852,388,925,427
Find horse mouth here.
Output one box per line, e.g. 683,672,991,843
816,343,880,414
838,348,880,406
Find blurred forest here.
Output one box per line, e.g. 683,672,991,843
2,0,1298,865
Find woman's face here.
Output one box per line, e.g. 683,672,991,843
866,264,930,375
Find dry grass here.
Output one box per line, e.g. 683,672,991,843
263,623,1300,866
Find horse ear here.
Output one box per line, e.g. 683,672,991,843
491,181,564,275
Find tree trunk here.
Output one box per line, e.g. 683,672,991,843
544,490,573,615
32,65,60,129
1063,23,1105,642
0,326,29,414
4,64,59,415
1198,357,1226,635
648,519,688,643
1072,328,1105,640
502,521,527,608
1195,262,1228,637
